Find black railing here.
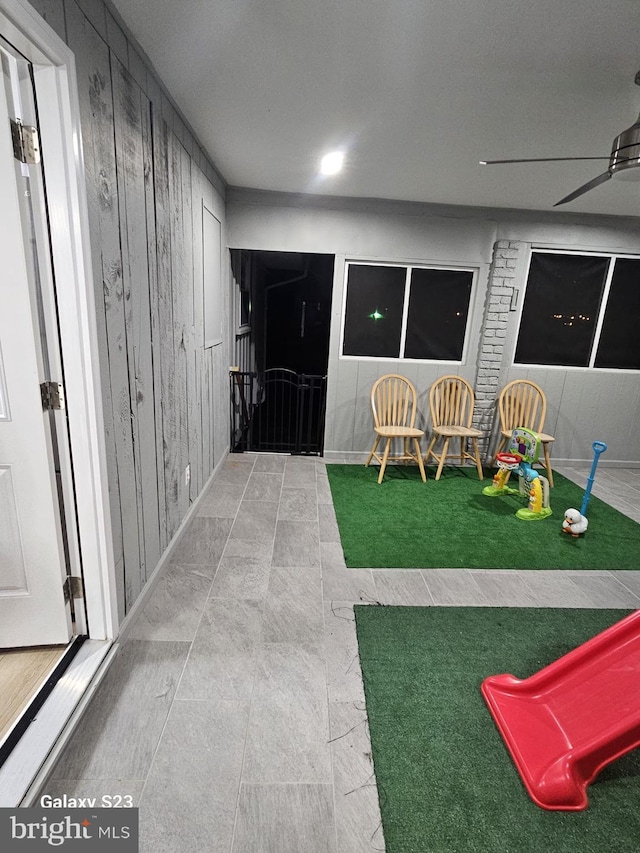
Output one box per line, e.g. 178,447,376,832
230,369,327,456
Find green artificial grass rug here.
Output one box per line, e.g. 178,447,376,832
326,464,640,570
355,605,640,853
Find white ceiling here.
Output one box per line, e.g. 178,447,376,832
111,0,640,217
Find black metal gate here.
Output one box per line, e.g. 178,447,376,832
230,369,327,455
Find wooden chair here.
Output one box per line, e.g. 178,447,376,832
424,375,484,481
494,379,555,487
366,374,427,484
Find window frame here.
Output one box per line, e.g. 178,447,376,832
339,259,478,364
513,247,640,373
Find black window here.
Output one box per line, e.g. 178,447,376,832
515,251,640,370
342,263,474,361
595,258,640,369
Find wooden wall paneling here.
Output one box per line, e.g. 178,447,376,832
168,135,190,521
151,114,179,541
27,0,67,41
65,0,127,617
213,343,229,462
112,57,161,591
92,52,141,614
209,348,217,467
180,146,199,505
141,86,167,551
190,167,205,492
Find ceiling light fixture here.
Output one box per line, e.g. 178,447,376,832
319,151,344,175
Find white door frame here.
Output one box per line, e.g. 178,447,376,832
0,0,118,642
0,0,118,807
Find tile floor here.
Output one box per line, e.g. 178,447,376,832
43,455,640,852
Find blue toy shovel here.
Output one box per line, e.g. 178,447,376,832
580,441,608,517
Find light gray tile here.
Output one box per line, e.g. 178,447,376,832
216,457,255,485
230,501,279,543
39,780,144,808
140,700,249,853
210,552,272,600
469,570,541,606
610,571,640,598
233,784,336,853
279,488,318,521
51,640,190,780
318,503,341,543
329,701,384,853
316,475,334,505
128,565,212,641
170,517,233,567
517,570,598,607
242,643,332,784
197,483,246,518
320,540,347,570
564,573,640,607
223,538,274,561
321,544,378,603
253,454,287,473
176,598,263,701
262,565,323,643
244,472,284,502
371,570,433,606
421,569,489,606
324,602,366,704
272,520,321,568
283,463,318,489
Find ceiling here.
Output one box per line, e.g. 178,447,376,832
110,0,640,217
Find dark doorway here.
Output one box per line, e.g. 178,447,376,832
260,252,334,375
230,250,334,455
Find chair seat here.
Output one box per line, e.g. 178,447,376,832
435,425,483,439
376,425,424,439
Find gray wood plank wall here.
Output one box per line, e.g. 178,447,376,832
31,0,230,622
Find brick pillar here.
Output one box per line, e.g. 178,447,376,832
473,240,525,458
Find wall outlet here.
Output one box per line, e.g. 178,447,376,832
185,463,191,486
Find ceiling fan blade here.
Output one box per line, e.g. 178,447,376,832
553,171,612,206
479,156,609,165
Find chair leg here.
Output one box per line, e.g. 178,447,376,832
366,435,381,468
424,434,438,468
414,438,427,482
472,438,484,480
542,441,554,488
435,437,450,481
378,438,392,484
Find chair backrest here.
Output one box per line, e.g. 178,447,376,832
371,374,419,429
498,379,546,434
429,375,476,428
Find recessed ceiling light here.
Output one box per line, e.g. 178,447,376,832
319,151,344,175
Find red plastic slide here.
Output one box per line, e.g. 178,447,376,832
482,609,640,810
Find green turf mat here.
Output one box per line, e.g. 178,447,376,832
326,464,640,569
355,605,640,853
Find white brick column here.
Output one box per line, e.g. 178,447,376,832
473,240,526,458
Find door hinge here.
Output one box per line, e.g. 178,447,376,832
63,575,84,604
40,381,65,411
10,118,41,164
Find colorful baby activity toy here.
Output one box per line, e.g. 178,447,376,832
483,428,552,520
562,440,607,537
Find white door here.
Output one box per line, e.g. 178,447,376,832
0,38,74,647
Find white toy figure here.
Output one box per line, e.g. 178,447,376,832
562,508,588,537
